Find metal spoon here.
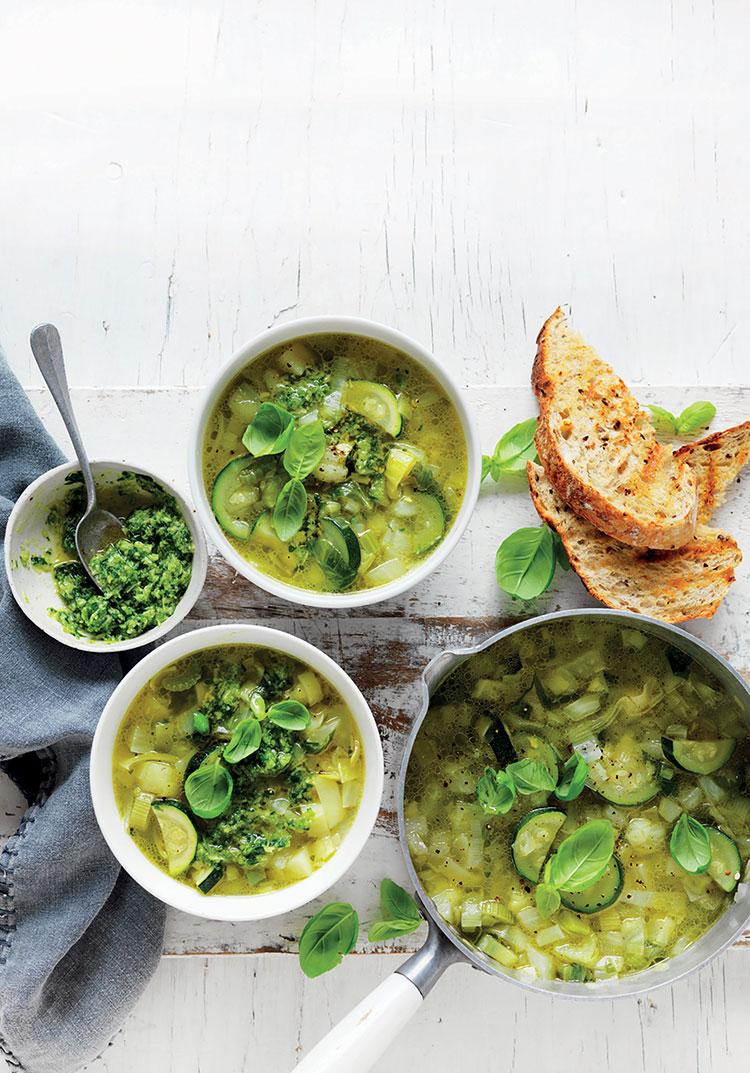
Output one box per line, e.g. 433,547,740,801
30,323,125,590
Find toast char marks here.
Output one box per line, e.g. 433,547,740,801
532,308,697,550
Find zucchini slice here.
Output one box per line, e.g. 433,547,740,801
560,857,624,914
662,737,736,775
152,801,198,877
341,380,402,436
193,863,225,894
484,720,516,767
391,492,446,557
512,808,566,883
588,738,661,806
250,511,287,551
211,455,270,540
706,828,742,893
313,518,361,589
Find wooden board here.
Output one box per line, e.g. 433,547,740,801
2,384,748,955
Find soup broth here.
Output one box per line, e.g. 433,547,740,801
113,644,364,896
202,333,468,593
404,618,750,982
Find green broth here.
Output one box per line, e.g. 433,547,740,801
202,333,468,593
404,618,750,983
113,644,364,896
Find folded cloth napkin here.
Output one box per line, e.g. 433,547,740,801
0,354,166,1073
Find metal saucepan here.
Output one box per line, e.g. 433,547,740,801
293,609,750,1072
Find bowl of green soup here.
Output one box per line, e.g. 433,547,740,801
189,317,480,606
5,461,208,652
90,623,384,920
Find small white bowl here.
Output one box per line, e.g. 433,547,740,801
4,460,208,653
90,623,384,921
188,315,481,608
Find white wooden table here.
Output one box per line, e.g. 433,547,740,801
2,2,750,1070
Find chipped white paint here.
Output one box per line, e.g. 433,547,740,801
2,0,749,1067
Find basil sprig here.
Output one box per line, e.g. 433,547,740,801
477,750,588,815
266,699,311,730
243,402,295,456
648,400,716,439
495,524,557,600
273,477,308,540
283,420,327,480
184,753,233,819
535,883,561,918
477,767,517,815
555,752,588,802
367,878,423,942
299,902,359,978
482,418,539,481
223,718,262,764
548,819,614,892
670,813,711,874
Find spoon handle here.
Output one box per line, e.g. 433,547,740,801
29,323,97,512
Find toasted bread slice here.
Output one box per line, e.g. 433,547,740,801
528,462,741,623
533,309,697,549
675,421,750,525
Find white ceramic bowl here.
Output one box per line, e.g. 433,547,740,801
188,315,481,608
90,623,384,921
4,460,208,653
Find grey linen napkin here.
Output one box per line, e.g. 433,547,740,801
0,354,166,1073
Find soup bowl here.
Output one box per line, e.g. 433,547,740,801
292,610,750,1072
188,315,481,608
90,623,384,921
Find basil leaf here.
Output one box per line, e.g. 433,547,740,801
299,902,359,978
535,883,561,918
507,757,557,795
549,819,615,893
670,813,711,874
223,717,262,764
266,699,311,730
555,753,588,802
495,525,556,600
477,767,516,815
379,878,421,923
283,420,327,480
184,757,233,819
367,918,422,943
481,455,492,482
242,402,295,457
490,418,539,476
273,478,308,540
675,401,716,438
647,404,677,435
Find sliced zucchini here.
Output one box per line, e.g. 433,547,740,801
560,857,624,914
211,455,270,540
341,380,402,436
313,517,361,589
662,737,736,775
484,720,516,767
152,801,198,877
161,664,201,692
251,510,287,551
512,808,566,883
193,863,224,894
706,828,742,893
391,492,445,557
588,738,661,806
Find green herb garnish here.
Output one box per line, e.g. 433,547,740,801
266,699,311,730
555,753,589,802
670,813,711,874
298,902,359,978
547,819,615,892
648,401,716,439
242,402,295,456
367,878,423,942
482,418,538,480
283,420,327,480
477,767,517,815
223,718,262,764
272,477,308,540
184,756,234,819
495,524,558,600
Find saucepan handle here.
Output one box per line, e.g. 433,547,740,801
292,917,463,1073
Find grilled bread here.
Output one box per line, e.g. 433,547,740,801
532,308,697,549
675,421,750,525
527,462,741,623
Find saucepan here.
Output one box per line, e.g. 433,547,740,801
293,609,750,1072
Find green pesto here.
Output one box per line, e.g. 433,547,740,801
44,476,193,642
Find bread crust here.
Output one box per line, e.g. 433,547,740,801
532,308,697,550
527,462,740,623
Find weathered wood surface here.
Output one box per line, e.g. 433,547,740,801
1,385,748,955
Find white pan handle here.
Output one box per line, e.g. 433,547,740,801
293,973,422,1073
292,915,464,1073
